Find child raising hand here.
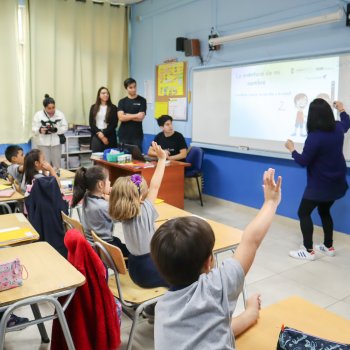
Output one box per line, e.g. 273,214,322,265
109,141,167,288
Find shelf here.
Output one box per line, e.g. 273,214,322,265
64,134,91,139
62,150,92,155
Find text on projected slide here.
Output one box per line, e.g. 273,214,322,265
230,56,339,143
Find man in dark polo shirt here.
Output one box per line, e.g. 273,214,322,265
117,78,147,151
148,115,187,161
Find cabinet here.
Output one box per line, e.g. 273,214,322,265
61,134,92,170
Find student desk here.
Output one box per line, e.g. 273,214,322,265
0,179,24,213
0,242,85,348
93,159,190,209
59,168,75,180
0,213,39,246
155,203,243,254
235,296,350,349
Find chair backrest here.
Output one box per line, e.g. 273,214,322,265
91,230,127,275
185,146,204,173
61,211,84,235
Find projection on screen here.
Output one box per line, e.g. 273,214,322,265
230,56,339,143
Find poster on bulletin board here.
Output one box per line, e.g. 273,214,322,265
155,61,187,120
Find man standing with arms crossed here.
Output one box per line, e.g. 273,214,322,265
118,78,147,152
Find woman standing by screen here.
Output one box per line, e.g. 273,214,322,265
285,99,350,260
89,87,118,152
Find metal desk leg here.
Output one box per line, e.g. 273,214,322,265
31,304,50,343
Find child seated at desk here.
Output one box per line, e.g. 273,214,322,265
72,166,129,257
109,141,167,288
5,145,25,192
24,149,60,190
150,168,282,350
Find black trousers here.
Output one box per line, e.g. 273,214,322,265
297,198,335,251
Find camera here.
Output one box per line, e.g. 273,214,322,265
41,120,57,134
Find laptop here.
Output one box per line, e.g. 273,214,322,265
122,144,157,162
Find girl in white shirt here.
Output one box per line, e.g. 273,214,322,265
89,87,118,152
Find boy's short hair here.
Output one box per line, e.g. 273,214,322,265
151,216,215,286
5,145,23,162
124,77,136,89
157,115,173,127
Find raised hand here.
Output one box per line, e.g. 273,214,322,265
285,139,295,153
151,141,167,160
263,168,282,206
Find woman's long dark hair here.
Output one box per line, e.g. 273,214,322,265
24,149,42,185
307,98,336,133
72,166,107,207
91,86,113,125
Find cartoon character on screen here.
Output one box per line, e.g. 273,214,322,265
291,93,308,137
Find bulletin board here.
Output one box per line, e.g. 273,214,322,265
155,61,187,120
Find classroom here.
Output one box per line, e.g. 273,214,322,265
1,0,350,349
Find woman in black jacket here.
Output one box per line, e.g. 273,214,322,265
89,87,118,152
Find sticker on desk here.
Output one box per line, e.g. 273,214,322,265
0,227,35,243
15,213,27,222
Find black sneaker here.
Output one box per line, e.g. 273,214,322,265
7,314,29,330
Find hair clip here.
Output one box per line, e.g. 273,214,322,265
130,174,142,194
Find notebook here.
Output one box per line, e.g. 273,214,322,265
0,188,15,198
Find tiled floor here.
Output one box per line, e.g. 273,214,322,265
3,195,350,349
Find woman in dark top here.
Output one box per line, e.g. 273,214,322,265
89,87,118,152
285,99,350,260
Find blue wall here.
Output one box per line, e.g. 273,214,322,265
0,143,31,157
132,0,350,234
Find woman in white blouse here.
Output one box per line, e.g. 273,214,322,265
89,87,118,152
32,94,68,169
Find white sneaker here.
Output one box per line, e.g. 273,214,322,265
289,248,315,261
315,244,335,257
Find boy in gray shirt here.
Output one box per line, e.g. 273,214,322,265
5,145,25,192
151,168,282,350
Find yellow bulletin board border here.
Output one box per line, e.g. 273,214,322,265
156,61,187,102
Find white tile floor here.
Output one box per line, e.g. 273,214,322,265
3,195,350,349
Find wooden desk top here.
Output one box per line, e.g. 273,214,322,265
0,179,24,203
59,168,75,180
155,202,191,222
155,203,242,253
236,296,350,349
0,213,39,247
0,242,85,306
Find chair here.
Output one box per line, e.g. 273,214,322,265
91,231,167,350
185,146,204,206
61,211,84,235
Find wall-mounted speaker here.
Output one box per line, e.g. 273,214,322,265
184,39,200,57
176,37,187,52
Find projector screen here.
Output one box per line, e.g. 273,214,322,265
192,53,350,160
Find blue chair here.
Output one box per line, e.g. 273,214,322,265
185,146,204,206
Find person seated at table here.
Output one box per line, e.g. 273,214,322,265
5,145,25,192
150,168,282,350
148,115,187,161
72,166,129,257
24,149,60,191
